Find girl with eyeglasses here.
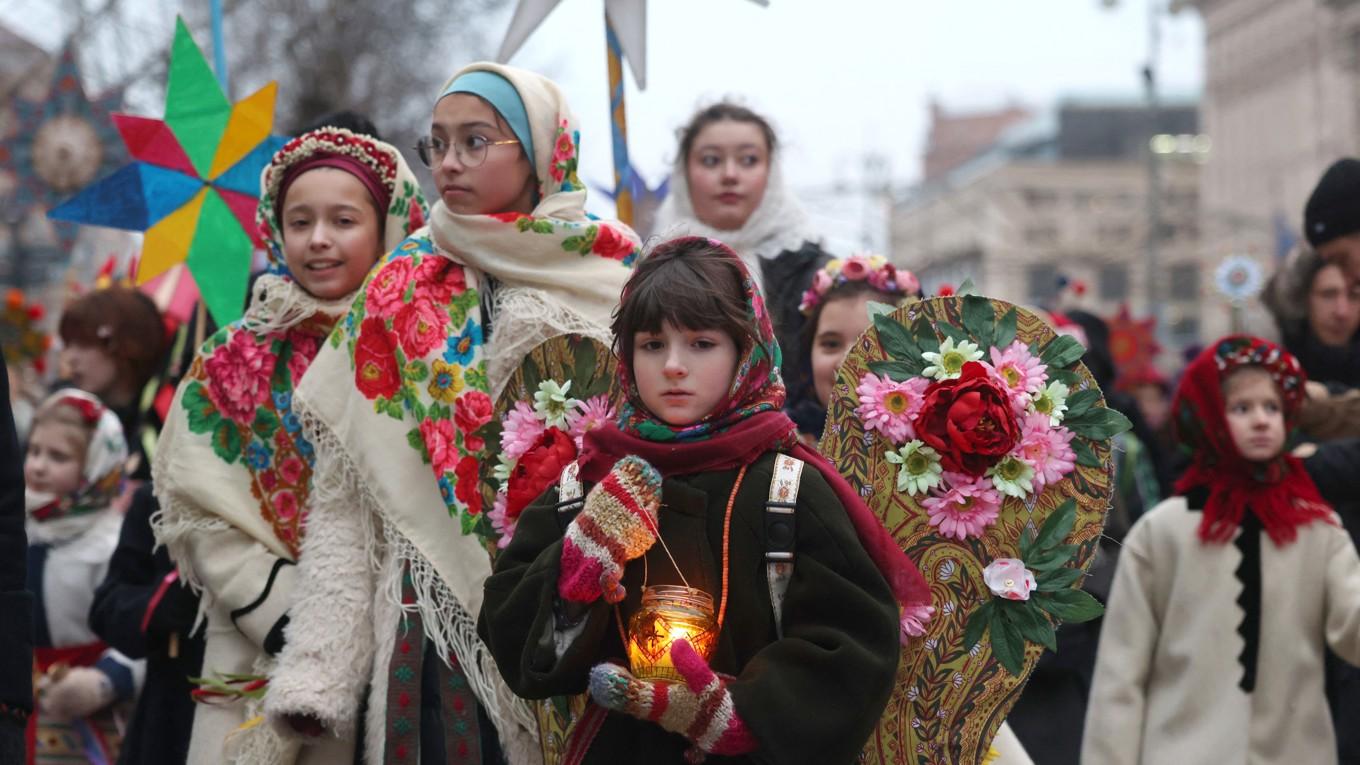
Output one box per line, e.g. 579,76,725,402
262,63,640,763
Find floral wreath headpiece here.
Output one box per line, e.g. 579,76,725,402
798,252,921,316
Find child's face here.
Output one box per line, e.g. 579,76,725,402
685,119,771,231
1223,367,1286,462
430,94,536,216
280,168,384,300
61,343,118,399
811,293,876,408
24,422,85,496
632,321,740,426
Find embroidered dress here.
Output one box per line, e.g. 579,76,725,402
264,63,639,764
152,128,426,765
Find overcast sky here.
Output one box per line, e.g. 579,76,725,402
2,0,1205,209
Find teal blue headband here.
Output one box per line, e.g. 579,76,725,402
439,71,534,163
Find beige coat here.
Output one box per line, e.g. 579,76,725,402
1083,496,1360,765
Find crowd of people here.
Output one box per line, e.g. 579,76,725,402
0,59,1359,765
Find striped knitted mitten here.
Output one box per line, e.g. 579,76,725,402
558,455,662,604
588,639,757,763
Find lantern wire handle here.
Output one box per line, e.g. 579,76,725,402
637,507,692,591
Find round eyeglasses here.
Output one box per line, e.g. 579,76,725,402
414,135,520,169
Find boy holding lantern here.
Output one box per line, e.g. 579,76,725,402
479,237,931,764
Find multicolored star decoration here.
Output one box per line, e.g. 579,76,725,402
49,17,285,326
0,43,126,252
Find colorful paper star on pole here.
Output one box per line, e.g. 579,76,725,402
49,17,285,326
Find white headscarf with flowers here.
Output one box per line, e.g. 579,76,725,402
152,128,427,583
26,388,127,544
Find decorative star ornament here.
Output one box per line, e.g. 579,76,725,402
49,17,285,326
1107,303,1161,376
0,43,126,251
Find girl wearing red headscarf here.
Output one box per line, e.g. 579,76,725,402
1084,335,1360,765
479,237,932,764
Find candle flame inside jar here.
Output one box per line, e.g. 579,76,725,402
626,585,718,683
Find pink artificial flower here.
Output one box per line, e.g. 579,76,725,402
501,401,545,462
204,331,277,426
841,255,872,281
568,395,617,448
490,491,517,549
392,298,449,358
988,341,1047,411
868,262,897,292
1016,413,1077,489
286,331,321,383
855,373,928,444
922,471,1003,540
899,603,936,640
364,257,414,319
896,269,921,295
419,417,460,476
983,558,1037,601
811,269,834,293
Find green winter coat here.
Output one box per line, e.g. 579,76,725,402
478,451,900,765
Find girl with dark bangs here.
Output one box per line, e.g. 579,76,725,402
480,237,931,764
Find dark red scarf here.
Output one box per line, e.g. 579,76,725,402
581,237,931,612
1172,335,1334,546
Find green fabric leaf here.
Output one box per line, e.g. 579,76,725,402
1032,498,1077,552
938,322,969,345
1034,588,1105,623
994,308,1019,349
551,695,571,721
1037,567,1085,592
866,301,896,320
912,317,941,355
1065,389,1102,419
990,608,1026,675
957,277,977,296
868,359,919,382
1048,367,1082,386
211,420,242,463
1028,544,1079,573
874,313,919,360
1073,438,1102,468
1003,600,1057,651
961,296,996,350
1040,335,1086,369
962,600,994,650
572,341,598,391
182,383,221,435
1066,407,1134,440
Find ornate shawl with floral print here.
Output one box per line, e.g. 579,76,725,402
153,128,426,578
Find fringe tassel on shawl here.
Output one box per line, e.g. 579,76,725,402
240,274,354,338
293,396,541,762
486,287,612,398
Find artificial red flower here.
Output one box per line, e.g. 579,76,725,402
916,361,1021,477
505,427,577,519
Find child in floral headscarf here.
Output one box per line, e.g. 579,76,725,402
26,389,141,764
152,127,426,764
479,237,931,764
264,64,638,763
1084,335,1360,765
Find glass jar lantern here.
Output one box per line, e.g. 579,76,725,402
626,585,718,683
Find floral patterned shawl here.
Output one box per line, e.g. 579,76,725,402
152,128,426,580
287,62,637,748
26,389,127,528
